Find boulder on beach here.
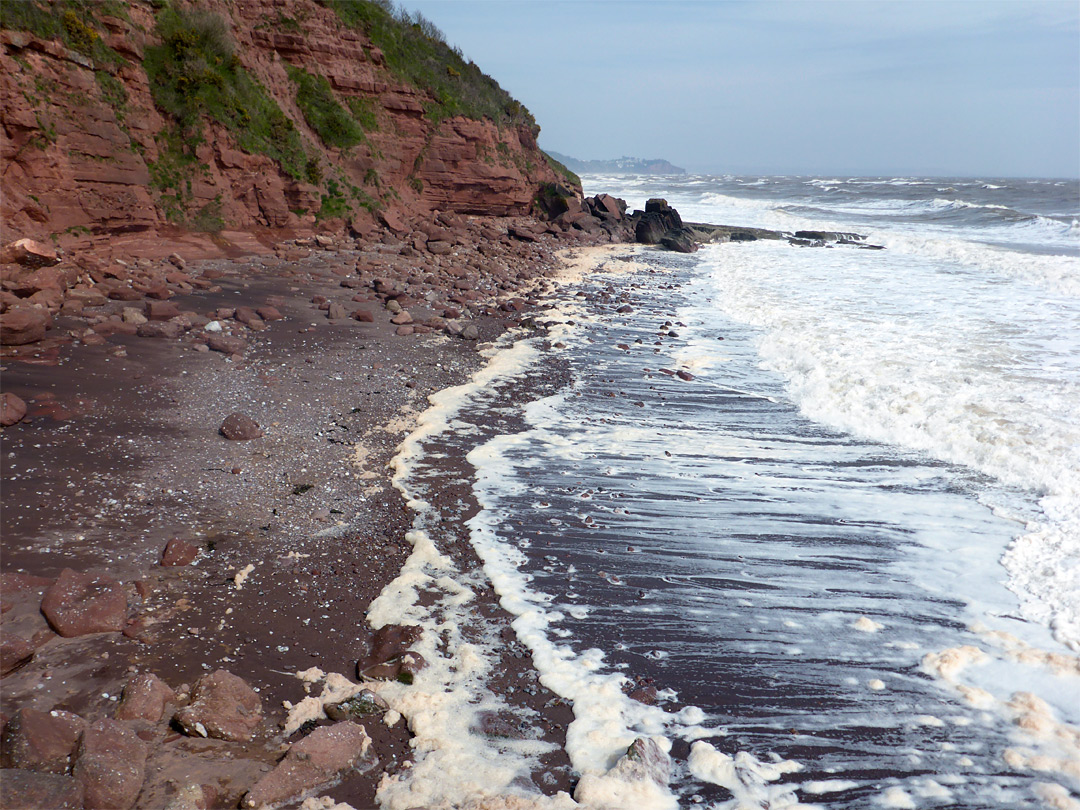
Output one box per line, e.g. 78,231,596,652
1,393,28,427
40,569,127,637
241,722,375,809
219,413,262,441
206,334,248,355
160,537,202,566
115,672,176,723
0,307,51,345
73,719,147,810
1,239,60,269
0,707,86,773
173,670,262,741
659,228,699,253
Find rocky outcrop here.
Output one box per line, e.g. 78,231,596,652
633,198,684,245
1,0,574,258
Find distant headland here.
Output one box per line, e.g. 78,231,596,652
545,151,687,175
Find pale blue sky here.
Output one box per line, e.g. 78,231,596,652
407,0,1080,177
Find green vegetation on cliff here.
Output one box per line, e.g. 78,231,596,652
286,65,367,150
144,7,308,180
325,0,537,131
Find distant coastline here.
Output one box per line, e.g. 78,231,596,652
545,150,687,175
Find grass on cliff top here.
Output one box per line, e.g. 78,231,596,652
286,65,367,150
144,6,308,180
0,0,125,66
325,0,538,131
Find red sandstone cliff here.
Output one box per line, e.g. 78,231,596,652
1,0,575,258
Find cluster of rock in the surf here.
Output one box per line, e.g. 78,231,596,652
610,197,885,254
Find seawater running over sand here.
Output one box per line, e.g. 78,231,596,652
359,177,1080,808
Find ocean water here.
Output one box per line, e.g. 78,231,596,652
377,175,1080,809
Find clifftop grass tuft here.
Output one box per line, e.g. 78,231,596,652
144,6,307,179
326,0,537,132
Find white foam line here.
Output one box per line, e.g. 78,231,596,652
368,256,815,806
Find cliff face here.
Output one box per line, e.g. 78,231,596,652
1,0,575,256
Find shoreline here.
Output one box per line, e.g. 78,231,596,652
0,219,629,809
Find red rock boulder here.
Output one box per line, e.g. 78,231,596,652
173,670,262,742
160,537,202,567
219,413,262,441
115,672,175,724
0,307,51,345
0,708,86,773
72,719,146,810
1,393,28,427
242,722,375,809
0,239,60,269
40,569,127,637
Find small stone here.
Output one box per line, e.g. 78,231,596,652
351,309,374,323
395,325,414,336
575,737,671,805
145,300,181,321
385,299,402,314
40,569,127,637
206,334,247,355
219,413,262,441
461,324,480,340
166,253,186,269
676,370,694,381
233,306,260,325
1,393,28,427
121,307,147,325
136,321,183,339
256,306,283,321
121,616,160,645
73,719,146,810
173,670,262,742
327,303,348,320
390,311,412,325
324,690,388,721
107,286,142,302
160,537,201,566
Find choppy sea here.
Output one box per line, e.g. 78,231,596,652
379,175,1080,809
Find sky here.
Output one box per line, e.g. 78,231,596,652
407,0,1080,178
